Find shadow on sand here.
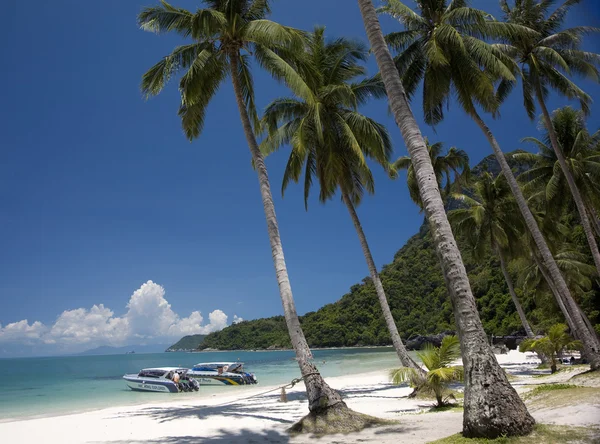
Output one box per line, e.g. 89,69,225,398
91,428,290,444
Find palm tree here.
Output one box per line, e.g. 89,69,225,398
137,0,350,424
394,140,470,210
380,0,600,371
391,335,464,407
356,0,535,437
516,107,600,235
520,323,582,373
500,0,600,276
449,172,535,338
261,28,421,371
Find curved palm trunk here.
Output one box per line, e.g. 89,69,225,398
472,111,600,370
535,86,600,276
341,190,422,370
357,0,535,438
496,248,534,338
229,53,343,413
532,254,576,330
588,207,600,238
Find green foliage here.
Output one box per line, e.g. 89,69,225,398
196,151,597,351
520,324,582,373
138,0,302,140
261,26,391,209
431,424,596,443
525,384,577,398
394,140,470,210
390,335,463,407
166,334,207,351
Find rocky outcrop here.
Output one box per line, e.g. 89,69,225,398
405,331,455,350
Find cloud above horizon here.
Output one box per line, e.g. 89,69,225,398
0,280,240,354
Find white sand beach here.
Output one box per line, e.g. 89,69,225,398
1,351,598,444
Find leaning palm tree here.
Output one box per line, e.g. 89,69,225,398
356,0,535,437
394,140,470,210
138,1,368,430
515,107,600,235
379,0,600,371
261,27,421,371
391,335,464,407
500,0,600,275
449,172,535,338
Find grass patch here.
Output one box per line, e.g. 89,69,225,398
570,369,600,387
429,424,599,443
524,385,600,410
522,383,576,399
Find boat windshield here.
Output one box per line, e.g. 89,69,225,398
138,370,168,379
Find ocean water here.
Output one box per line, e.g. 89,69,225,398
0,347,409,420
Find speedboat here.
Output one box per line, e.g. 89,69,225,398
123,367,200,393
187,362,257,385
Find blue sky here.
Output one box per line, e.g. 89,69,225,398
1,0,599,356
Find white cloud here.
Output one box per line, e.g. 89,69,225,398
0,320,47,343
233,315,244,324
0,280,241,353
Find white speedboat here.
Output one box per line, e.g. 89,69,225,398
123,367,200,393
187,362,257,386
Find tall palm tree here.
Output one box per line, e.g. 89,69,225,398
356,0,535,438
449,172,535,338
394,140,470,210
515,106,600,234
137,0,347,421
261,27,421,371
500,0,600,275
380,0,600,371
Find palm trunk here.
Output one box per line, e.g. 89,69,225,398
588,206,600,239
532,254,576,330
357,0,535,438
535,86,600,276
341,189,422,370
471,110,600,371
229,52,343,413
496,247,534,338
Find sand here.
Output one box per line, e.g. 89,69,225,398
1,351,598,444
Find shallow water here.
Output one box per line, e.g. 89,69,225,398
0,347,411,420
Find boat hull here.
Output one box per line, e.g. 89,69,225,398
123,376,179,393
187,372,257,386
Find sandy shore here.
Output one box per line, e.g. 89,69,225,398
1,350,598,443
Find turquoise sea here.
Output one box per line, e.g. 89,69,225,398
0,347,406,421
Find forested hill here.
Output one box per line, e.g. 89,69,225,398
195,153,540,351
166,334,207,351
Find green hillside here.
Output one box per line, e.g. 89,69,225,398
197,225,537,350
166,334,207,351
187,152,599,351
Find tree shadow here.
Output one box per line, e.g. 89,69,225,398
339,383,406,399
90,428,289,443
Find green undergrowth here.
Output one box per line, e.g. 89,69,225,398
569,369,600,387
522,383,576,399
429,424,599,443
524,385,600,410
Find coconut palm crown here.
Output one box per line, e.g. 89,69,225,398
516,106,600,222
139,0,301,139
394,140,470,210
378,0,524,125
261,26,391,208
499,0,600,118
